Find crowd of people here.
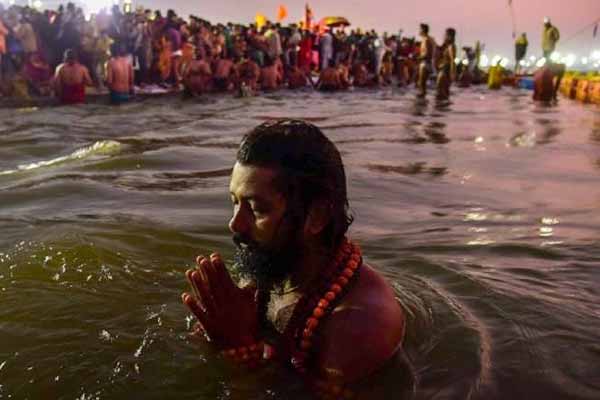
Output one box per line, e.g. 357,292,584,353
0,3,485,104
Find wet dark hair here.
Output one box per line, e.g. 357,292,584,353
236,119,353,250
420,23,429,34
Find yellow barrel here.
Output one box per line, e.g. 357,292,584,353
568,77,579,99
589,80,600,105
560,76,572,97
576,79,591,103
488,66,503,90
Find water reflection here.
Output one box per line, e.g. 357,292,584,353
410,97,428,116
433,98,452,113
423,121,450,144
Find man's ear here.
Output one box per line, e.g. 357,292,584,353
304,200,331,236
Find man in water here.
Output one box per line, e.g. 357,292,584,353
351,60,371,87
54,49,93,105
182,120,406,398
416,23,435,98
259,55,280,91
106,43,134,104
286,64,312,89
315,59,342,91
514,33,528,74
236,52,261,93
183,46,212,96
213,56,236,92
542,18,559,60
436,28,456,101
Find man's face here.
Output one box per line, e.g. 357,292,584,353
228,162,303,286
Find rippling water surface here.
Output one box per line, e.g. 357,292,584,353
1,88,599,400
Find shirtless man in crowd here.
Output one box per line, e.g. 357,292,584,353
436,28,457,101
260,56,280,91
106,43,134,104
316,60,342,91
286,64,312,89
236,53,261,93
417,23,435,98
213,56,236,92
351,60,371,88
183,47,213,96
54,49,93,105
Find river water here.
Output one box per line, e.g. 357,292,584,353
0,87,599,400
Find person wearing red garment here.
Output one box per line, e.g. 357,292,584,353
54,49,93,105
298,30,314,73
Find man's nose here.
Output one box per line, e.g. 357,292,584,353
229,206,250,235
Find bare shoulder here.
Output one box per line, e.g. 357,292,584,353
314,264,406,383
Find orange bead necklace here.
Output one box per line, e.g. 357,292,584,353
282,238,363,373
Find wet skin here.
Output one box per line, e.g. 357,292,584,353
182,162,406,386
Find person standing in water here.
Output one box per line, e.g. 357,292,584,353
514,33,528,74
106,43,134,104
54,49,93,105
436,28,456,101
417,23,435,98
183,46,213,96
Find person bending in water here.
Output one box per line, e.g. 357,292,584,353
106,43,134,104
182,119,406,399
286,64,313,89
436,28,457,101
54,49,93,105
417,23,435,98
351,60,372,88
316,59,342,91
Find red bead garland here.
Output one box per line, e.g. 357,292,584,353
220,341,276,369
288,238,363,373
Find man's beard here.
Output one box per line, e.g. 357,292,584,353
233,230,304,289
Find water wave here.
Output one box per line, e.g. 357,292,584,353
0,140,122,176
